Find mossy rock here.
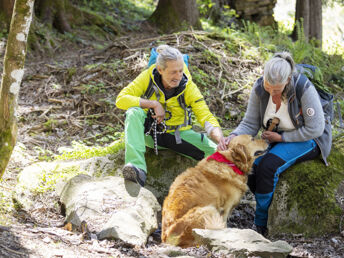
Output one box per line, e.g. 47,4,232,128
13,154,124,211
268,139,344,237
144,148,197,204
13,146,195,210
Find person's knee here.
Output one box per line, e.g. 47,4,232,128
126,107,145,117
255,154,285,194
125,107,146,125
247,167,256,193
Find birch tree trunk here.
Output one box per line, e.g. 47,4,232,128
0,0,35,179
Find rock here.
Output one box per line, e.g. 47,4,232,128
13,155,122,210
193,228,292,257
230,0,277,26
13,146,195,210
268,141,344,237
144,148,197,203
60,175,161,246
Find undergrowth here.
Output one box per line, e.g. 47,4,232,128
200,16,343,95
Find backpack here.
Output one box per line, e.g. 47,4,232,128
147,47,189,68
295,64,334,123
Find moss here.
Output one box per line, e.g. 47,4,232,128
202,49,220,65
275,144,344,236
55,138,125,161
0,186,14,223
33,165,83,194
0,130,16,178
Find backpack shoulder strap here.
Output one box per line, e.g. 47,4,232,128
295,73,310,101
177,93,186,109
142,78,160,100
143,78,154,99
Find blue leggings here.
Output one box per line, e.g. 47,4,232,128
248,140,320,227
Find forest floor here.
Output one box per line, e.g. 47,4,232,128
0,23,344,258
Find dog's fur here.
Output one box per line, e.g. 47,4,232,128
161,135,269,247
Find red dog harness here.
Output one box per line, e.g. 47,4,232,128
207,152,244,175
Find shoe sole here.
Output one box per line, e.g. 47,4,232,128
122,166,138,183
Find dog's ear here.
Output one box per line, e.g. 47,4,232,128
231,143,248,164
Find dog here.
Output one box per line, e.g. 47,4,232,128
161,134,269,247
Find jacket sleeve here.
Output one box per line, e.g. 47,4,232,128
185,82,220,128
282,84,325,142
116,69,150,110
231,82,262,137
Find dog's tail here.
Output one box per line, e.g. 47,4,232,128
163,205,225,247
202,206,226,230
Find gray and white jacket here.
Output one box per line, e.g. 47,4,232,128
231,74,332,165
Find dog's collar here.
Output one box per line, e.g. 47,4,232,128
207,152,244,175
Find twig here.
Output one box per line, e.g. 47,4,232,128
77,113,107,119
221,81,227,100
222,85,246,98
217,70,223,89
38,106,53,118
0,244,27,256
175,34,180,47
0,225,10,231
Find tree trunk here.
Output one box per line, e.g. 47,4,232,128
149,0,202,33
292,0,322,47
309,0,322,47
292,0,310,41
0,0,34,179
0,0,15,30
35,0,71,33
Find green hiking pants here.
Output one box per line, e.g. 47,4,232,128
124,107,217,173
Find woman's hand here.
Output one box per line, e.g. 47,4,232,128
261,131,283,143
217,134,236,151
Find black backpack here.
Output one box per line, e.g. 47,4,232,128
295,64,334,123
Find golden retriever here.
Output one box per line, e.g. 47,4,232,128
161,135,269,247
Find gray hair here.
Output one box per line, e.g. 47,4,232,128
264,52,295,85
156,45,183,70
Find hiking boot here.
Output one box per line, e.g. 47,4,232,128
122,163,146,187
252,224,268,238
151,226,161,242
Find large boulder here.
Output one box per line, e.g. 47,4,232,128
13,154,123,211
13,147,195,210
144,148,197,203
193,228,292,257
59,174,160,246
268,139,344,236
12,145,196,245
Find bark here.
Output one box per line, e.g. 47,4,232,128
292,0,310,40
292,0,322,47
0,0,15,30
309,0,322,47
0,0,34,179
149,0,202,33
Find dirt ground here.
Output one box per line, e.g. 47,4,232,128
0,26,344,257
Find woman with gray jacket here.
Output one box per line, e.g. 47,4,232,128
218,52,331,236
